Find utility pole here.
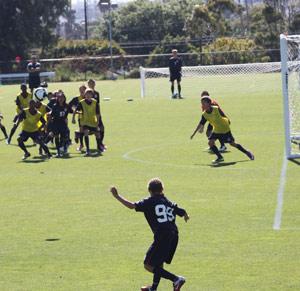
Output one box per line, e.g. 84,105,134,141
84,0,88,40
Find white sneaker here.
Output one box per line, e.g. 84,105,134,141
173,276,185,291
219,145,227,152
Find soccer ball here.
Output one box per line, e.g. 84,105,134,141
33,87,48,102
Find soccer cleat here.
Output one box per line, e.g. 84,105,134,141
6,138,11,145
219,145,227,152
77,145,84,152
212,157,224,164
46,153,52,159
55,153,62,158
178,95,184,99
84,151,91,157
173,276,186,291
247,151,255,160
22,152,31,160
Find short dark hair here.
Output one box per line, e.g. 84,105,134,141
148,178,164,194
201,96,212,104
201,90,210,97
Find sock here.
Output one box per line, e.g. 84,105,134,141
96,137,101,150
154,267,177,283
0,125,8,138
55,136,60,153
235,143,249,155
18,139,28,154
79,133,84,146
171,84,174,95
84,136,90,152
178,84,181,95
8,124,18,141
40,142,50,155
44,134,52,144
99,130,104,144
210,145,223,159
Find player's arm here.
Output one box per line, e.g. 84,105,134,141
110,186,136,210
190,116,206,139
15,97,23,112
96,104,100,128
174,205,190,222
72,103,82,124
39,116,46,130
218,107,230,124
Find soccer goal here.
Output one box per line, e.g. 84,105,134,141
140,61,281,99
280,34,300,159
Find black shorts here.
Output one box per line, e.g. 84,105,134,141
209,131,235,143
83,125,99,133
144,230,178,267
170,74,181,82
19,131,42,142
51,123,69,136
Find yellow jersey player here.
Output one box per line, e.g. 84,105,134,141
74,89,101,156
7,83,32,144
17,100,51,160
191,96,254,164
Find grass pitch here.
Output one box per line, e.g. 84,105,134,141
0,75,300,291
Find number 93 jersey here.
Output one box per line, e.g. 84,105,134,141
135,195,186,234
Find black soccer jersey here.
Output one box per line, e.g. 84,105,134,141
135,195,186,234
50,103,72,126
169,57,182,76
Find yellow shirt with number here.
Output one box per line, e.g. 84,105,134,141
16,93,32,113
80,99,98,127
22,109,42,133
202,106,230,134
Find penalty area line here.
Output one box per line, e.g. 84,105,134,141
273,154,288,230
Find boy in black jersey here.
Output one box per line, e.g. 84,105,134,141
110,178,189,291
169,49,183,99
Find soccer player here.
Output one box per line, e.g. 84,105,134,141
7,83,32,144
27,55,41,92
0,112,8,140
110,178,189,291
190,96,254,164
74,89,102,156
169,49,183,99
200,91,226,152
35,100,50,155
87,79,106,151
70,85,86,151
17,100,51,160
47,92,72,157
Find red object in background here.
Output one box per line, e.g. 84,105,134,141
15,56,21,63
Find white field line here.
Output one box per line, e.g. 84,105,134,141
122,143,258,171
273,154,288,230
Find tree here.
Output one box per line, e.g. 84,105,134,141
0,0,69,63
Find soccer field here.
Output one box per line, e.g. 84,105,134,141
0,75,300,291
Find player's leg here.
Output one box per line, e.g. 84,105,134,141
230,141,254,160
83,127,90,156
0,122,8,139
7,118,20,144
17,132,30,160
34,133,51,158
98,117,106,152
208,136,224,163
170,80,175,98
177,79,182,98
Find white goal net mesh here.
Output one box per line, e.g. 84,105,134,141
140,62,281,99
280,34,300,158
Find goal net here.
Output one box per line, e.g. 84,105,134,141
280,34,300,159
140,61,281,99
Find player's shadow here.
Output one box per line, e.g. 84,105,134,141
45,238,60,242
289,158,300,166
210,159,251,168
87,149,103,158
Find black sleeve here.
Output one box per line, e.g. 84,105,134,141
69,97,78,108
18,111,26,121
67,104,73,113
96,104,100,115
135,198,150,213
199,115,207,126
76,103,83,112
218,107,226,117
15,97,20,106
173,205,186,217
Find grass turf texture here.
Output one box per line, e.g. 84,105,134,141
0,76,300,291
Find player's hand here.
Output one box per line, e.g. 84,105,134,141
184,212,190,222
110,186,119,198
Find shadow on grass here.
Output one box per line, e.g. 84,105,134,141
289,158,300,166
45,238,60,242
210,159,251,168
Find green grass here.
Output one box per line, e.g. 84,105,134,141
0,76,300,291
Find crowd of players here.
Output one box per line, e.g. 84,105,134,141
1,79,105,159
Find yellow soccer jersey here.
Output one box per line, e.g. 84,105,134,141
80,99,98,127
16,92,32,113
202,106,230,134
36,103,48,128
22,109,42,133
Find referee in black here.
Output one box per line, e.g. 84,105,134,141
27,55,41,92
169,49,183,99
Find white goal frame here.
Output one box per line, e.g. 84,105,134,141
280,34,300,159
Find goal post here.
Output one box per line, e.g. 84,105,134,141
280,34,300,159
